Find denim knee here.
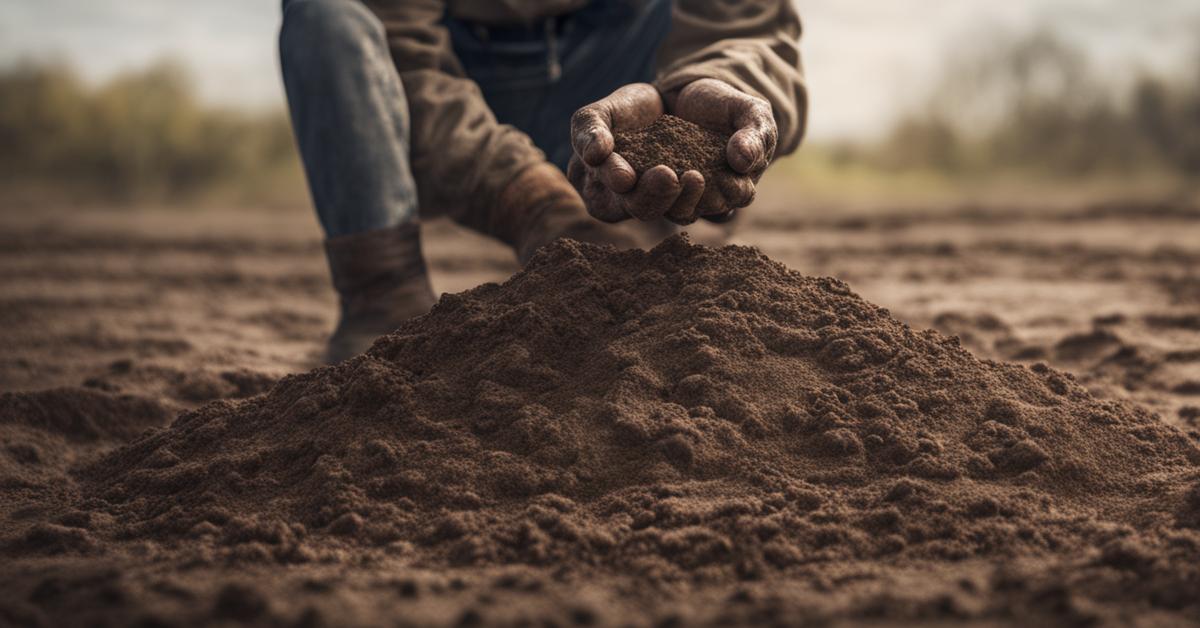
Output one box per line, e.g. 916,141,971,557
280,0,386,64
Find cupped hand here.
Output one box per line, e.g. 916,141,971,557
568,83,702,223
665,78,777,224
568,79,776,224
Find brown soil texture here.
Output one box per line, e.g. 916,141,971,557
615,114,734,180
3,205,1200,626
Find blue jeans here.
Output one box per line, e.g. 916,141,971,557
280,0,671,238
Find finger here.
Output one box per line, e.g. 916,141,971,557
696,184,729,218
566,153,586,190
605,83,664,131
570,105,615,167
619,165,680,221
589,197,628,223
598,152,636,194
703,207,739,224
570,83,663,167
666,170,706,225
586,182,629,223
672,79,735,131
716,174,756,209
727,127,767,175
571,154,628,223
730,98,776,175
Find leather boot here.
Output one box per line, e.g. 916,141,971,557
495,163,640,265
323,223,436,363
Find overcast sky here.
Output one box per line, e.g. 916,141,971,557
2,0,1197,141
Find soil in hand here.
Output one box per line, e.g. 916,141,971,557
614,114,734,181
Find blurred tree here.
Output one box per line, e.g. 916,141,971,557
0,60,303,207
868,30,1200,180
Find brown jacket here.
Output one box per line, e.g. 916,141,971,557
364,0,806,218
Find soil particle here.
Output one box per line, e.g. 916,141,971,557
614,115,733,181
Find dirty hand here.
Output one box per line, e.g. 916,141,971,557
568,83,689,223
568,79,776,224
666,78,777,223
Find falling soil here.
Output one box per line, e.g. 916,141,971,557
615,114,733,181
3,234,1200,626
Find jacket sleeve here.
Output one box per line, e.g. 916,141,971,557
655,0,808,156
363,0,546,218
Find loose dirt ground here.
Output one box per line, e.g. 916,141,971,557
2,200,1199,626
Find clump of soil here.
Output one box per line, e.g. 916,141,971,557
615,114,733,181
68,237,1199,578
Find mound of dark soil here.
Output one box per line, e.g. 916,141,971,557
1,388,169,443
73,236,1200,584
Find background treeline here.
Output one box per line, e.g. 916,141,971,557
0,30,1197,208
0,60,304,207
832,30,1200,179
